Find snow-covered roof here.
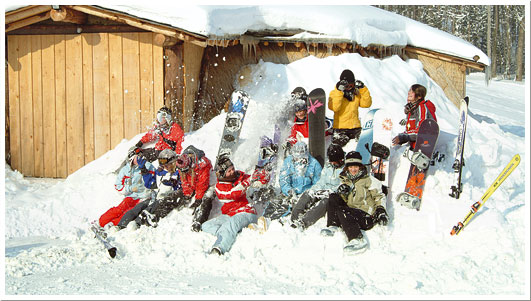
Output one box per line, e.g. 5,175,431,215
94,5,489,65
5,5,489,65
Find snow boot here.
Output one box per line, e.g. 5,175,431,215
248,216,268,234
320,226,339,237
210,246,222,256
343,236,368,255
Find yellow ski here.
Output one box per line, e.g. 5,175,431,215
451,154,520,236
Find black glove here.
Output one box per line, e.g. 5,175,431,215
189,197,202,209
392,133,410,145
135,141,143,148
355,80,365,89
399,118,407,126
161,178,179,187
373,206,389,226
337,184,351,196
336,79,349,92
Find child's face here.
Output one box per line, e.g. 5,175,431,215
407,89,416,103
295,110,307,119
348,165,360,175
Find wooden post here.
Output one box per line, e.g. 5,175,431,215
163,43,184,128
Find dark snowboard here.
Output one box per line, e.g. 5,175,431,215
396,118,439,210
307,88,327,167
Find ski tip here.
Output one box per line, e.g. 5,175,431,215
463,96,469,105
108,247,117,258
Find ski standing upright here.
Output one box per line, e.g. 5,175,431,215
449,97,469,199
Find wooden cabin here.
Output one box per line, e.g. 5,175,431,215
5,5,486,178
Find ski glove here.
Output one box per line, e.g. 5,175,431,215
336,79,349,92
399,118,407,126
392,133,410,145
355,80,365,89
337,184,351,196
135,140,144,148
373,206,389,226
161,178,179,188
137,156,147,168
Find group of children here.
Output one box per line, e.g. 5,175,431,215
94,69,437,256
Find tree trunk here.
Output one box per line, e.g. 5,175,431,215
504,6,512,79
491,6,498,78
515,16,524,81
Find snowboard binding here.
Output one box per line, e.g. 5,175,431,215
396,192,421,211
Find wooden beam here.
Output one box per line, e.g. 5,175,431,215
405,46,485,71
50,7,87,24
5,11,51,32
69,5,207,48
5,5,52,23
8,24,147,35
153,33,178,47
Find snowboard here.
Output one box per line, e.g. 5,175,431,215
90,224,117,258
395,118,439,210
355,108,380,166
449,97,469,199
215,90,251,166
370,109,393,194
307,88,327,168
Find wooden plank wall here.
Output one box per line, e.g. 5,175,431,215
6,32,163,178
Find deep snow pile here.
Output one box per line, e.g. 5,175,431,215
3,53,528,296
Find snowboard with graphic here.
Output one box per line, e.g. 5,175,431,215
355,108,380,166
396,119,439,210
307,88,327,168
215,90,251,166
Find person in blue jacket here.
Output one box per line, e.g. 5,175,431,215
117,149,183,228
260,141,322,224
290,143,345,229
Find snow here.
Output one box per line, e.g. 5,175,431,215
3,51,528,297
47,4,488,65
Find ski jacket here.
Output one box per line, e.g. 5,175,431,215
179,145,213,200
215,171,256,216
328,86,372,129
338,169,385,215
310,161,343,191
287,117,309,145
279,154,322,196
142,164,182,191
140,122,184,154
115,162,152,200
405,99,437,148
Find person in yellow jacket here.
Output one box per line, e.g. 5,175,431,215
328,69,372,147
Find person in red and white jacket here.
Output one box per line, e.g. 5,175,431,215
392,84,437,149
201,157,257,256
131,106,185,162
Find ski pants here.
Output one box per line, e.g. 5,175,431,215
117,190,189,228
262,194,293,220
332,128,361,147
326,193,375,241
291,190,329,229
99,196,141,227
201,212,257,254
191,187,216,226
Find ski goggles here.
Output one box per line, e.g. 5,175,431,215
158,157,175,166
291,92,307,101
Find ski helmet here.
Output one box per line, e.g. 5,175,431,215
291,87,308,102
157,107,172,125
158,149,178,166
215,156,234,178
293,99,307,113
327,143,345,163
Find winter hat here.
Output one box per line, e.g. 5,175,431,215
293,99,307,112
158,149,177,165
292,141,308,160
344,151,363,167
215,156,234,178
327,143,345,163
157,106,172,125
340,69,355,84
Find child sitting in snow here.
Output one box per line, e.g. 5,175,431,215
321,151,388,255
